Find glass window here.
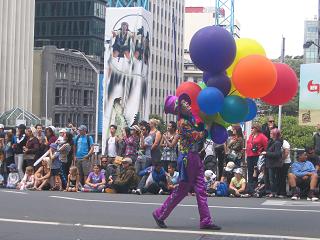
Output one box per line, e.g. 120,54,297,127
80,1,85,16
55,88,62,105
54,114,61,127
74,2,79,16
68,2,73,16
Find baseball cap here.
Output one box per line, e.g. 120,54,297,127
130,125,141,132
78,125,87,131
225,161,235,172
234,168,243,175
0,124,4,129
204,170,216,180
122,157,132,164
47,126,56,133
59,128,67,133
8,163,17,169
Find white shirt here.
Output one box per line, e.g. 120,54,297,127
282,140,291,164
107,137,117,157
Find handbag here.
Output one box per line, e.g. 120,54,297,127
225,150,237,162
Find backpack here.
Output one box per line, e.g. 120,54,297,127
216,182,229,197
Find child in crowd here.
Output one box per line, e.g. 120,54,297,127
229,168,248,197
82,164,106,192
220,161,235,185
49,143,62,191
6,164,20,189
17,166,35,190
166,163,179,193
66,166,80,192
253,156,266,198
204,170,219,196
34,158,51,190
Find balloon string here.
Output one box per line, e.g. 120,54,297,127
230,90,237,95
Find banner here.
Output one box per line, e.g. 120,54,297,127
102,7,152,154
299,63,320,126
98,73,104,134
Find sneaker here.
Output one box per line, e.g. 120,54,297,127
240,194,250,198
200,223,222,230
131,189,136,194
307,192,319,201
158,189,164,195
136,189,142,195
291,194,300,200
152,212,167,228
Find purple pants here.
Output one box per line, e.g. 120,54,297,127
153,151,212,228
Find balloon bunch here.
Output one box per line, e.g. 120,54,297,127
171,26,298,144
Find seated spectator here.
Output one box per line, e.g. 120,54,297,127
229,168,248,197
289,151,318,201
82,164,106,192
134,162,167,195
17,166,35,190
6,163,20,189
34,158,51,190
66,166,80,192
204,170,218,196
166,163,179,192
220,162,235,185
101,156,118,183
109,158,138,193
49,143,62,191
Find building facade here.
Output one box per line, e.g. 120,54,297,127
34,0,106,57
304,19,319,63
33,46,102,132
149,0,185,122
0,0,35,113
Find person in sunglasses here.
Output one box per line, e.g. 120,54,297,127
262,116,278,140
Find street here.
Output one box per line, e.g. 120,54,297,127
0,190,319,240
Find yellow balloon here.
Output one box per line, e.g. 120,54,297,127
228,81,244,97
227,38,266,77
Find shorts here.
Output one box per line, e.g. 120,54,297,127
296,176,311,186
51,169,60,176
76,158,92,177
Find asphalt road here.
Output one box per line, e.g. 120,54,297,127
0,190,320,240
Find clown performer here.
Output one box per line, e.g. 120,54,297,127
152,94,221,230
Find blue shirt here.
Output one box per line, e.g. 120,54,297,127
291,161,316,177
74,135,94,159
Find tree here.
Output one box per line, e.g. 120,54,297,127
149,114,167,133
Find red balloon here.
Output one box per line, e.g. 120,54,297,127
176,82,202,112
261,63,298,106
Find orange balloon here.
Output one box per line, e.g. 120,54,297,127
232,55,277,99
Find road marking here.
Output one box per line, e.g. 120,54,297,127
49,196,320,213
262,200,320,207
0,217,317,240
1,190,28,195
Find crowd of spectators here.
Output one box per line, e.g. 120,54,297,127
0,119,319,201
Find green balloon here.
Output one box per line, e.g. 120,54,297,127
199,111,215,126
212,113,231,128
198,81,207,90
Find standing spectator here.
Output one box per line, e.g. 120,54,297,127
82,164,106,192
0,124,5,140
104,125,120,163
246,124,268,194
261,116,278,139
226,126,244,167
289,150,318,201
6,163,20,189
313,124,320,156
279,138,291,197
73,125,94,184
4,132,15,179
49,143,62,190
214,143,226,181
135,123,153,173
44,126,58,151
261,128,283,198
57,132,73,188
123,125,140,163
23,127,40,168
161,121,178,171
35,124,46,158
13,124,27,179
149,119,162,163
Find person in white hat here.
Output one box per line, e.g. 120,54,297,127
229,168,248,197
204,170,217,196
220,162,236,185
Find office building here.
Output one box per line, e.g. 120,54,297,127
304,19,319,63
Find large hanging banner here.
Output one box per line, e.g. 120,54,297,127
299,63,320,126
102,7,152,153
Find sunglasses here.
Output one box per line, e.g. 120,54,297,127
268,120,275,123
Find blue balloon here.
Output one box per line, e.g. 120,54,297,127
245,98,257,121
190,26,236,74
220,96,249,123
197,87,224,115
210,124,228,144
207,72,231,96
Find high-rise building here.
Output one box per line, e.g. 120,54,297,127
304,19,319,63
0,0,35,113
149,0,185,122
34,0,106,57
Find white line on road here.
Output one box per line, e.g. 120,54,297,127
49,196,320,213
0,217,317,240
1,190,28,195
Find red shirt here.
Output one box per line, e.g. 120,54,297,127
246,133,268,157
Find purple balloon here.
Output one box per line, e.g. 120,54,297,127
203,72,212,84
206,73,231,96
210,124,228,144
190,26,236,74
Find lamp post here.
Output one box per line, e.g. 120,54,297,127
70,49,100,146
303,40,320,49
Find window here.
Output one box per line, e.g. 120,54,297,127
70,89,74,105
55,88,62,105
54,114,61,127
84,90,89,106
83,114,89,128
89,91,94,106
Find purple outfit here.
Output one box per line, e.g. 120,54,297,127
153,117,213,228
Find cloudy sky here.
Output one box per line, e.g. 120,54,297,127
185,0,318,59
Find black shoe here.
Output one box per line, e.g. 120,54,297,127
152,212,167,228
201,223,222,230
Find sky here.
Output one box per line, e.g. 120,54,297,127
185,0,318,59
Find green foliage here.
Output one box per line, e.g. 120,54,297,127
149,114,167,134
256,115,315,148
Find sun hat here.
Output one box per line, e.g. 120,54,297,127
225,161,235,172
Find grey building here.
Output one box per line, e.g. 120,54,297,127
33,46,102,133
304,19,319,63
